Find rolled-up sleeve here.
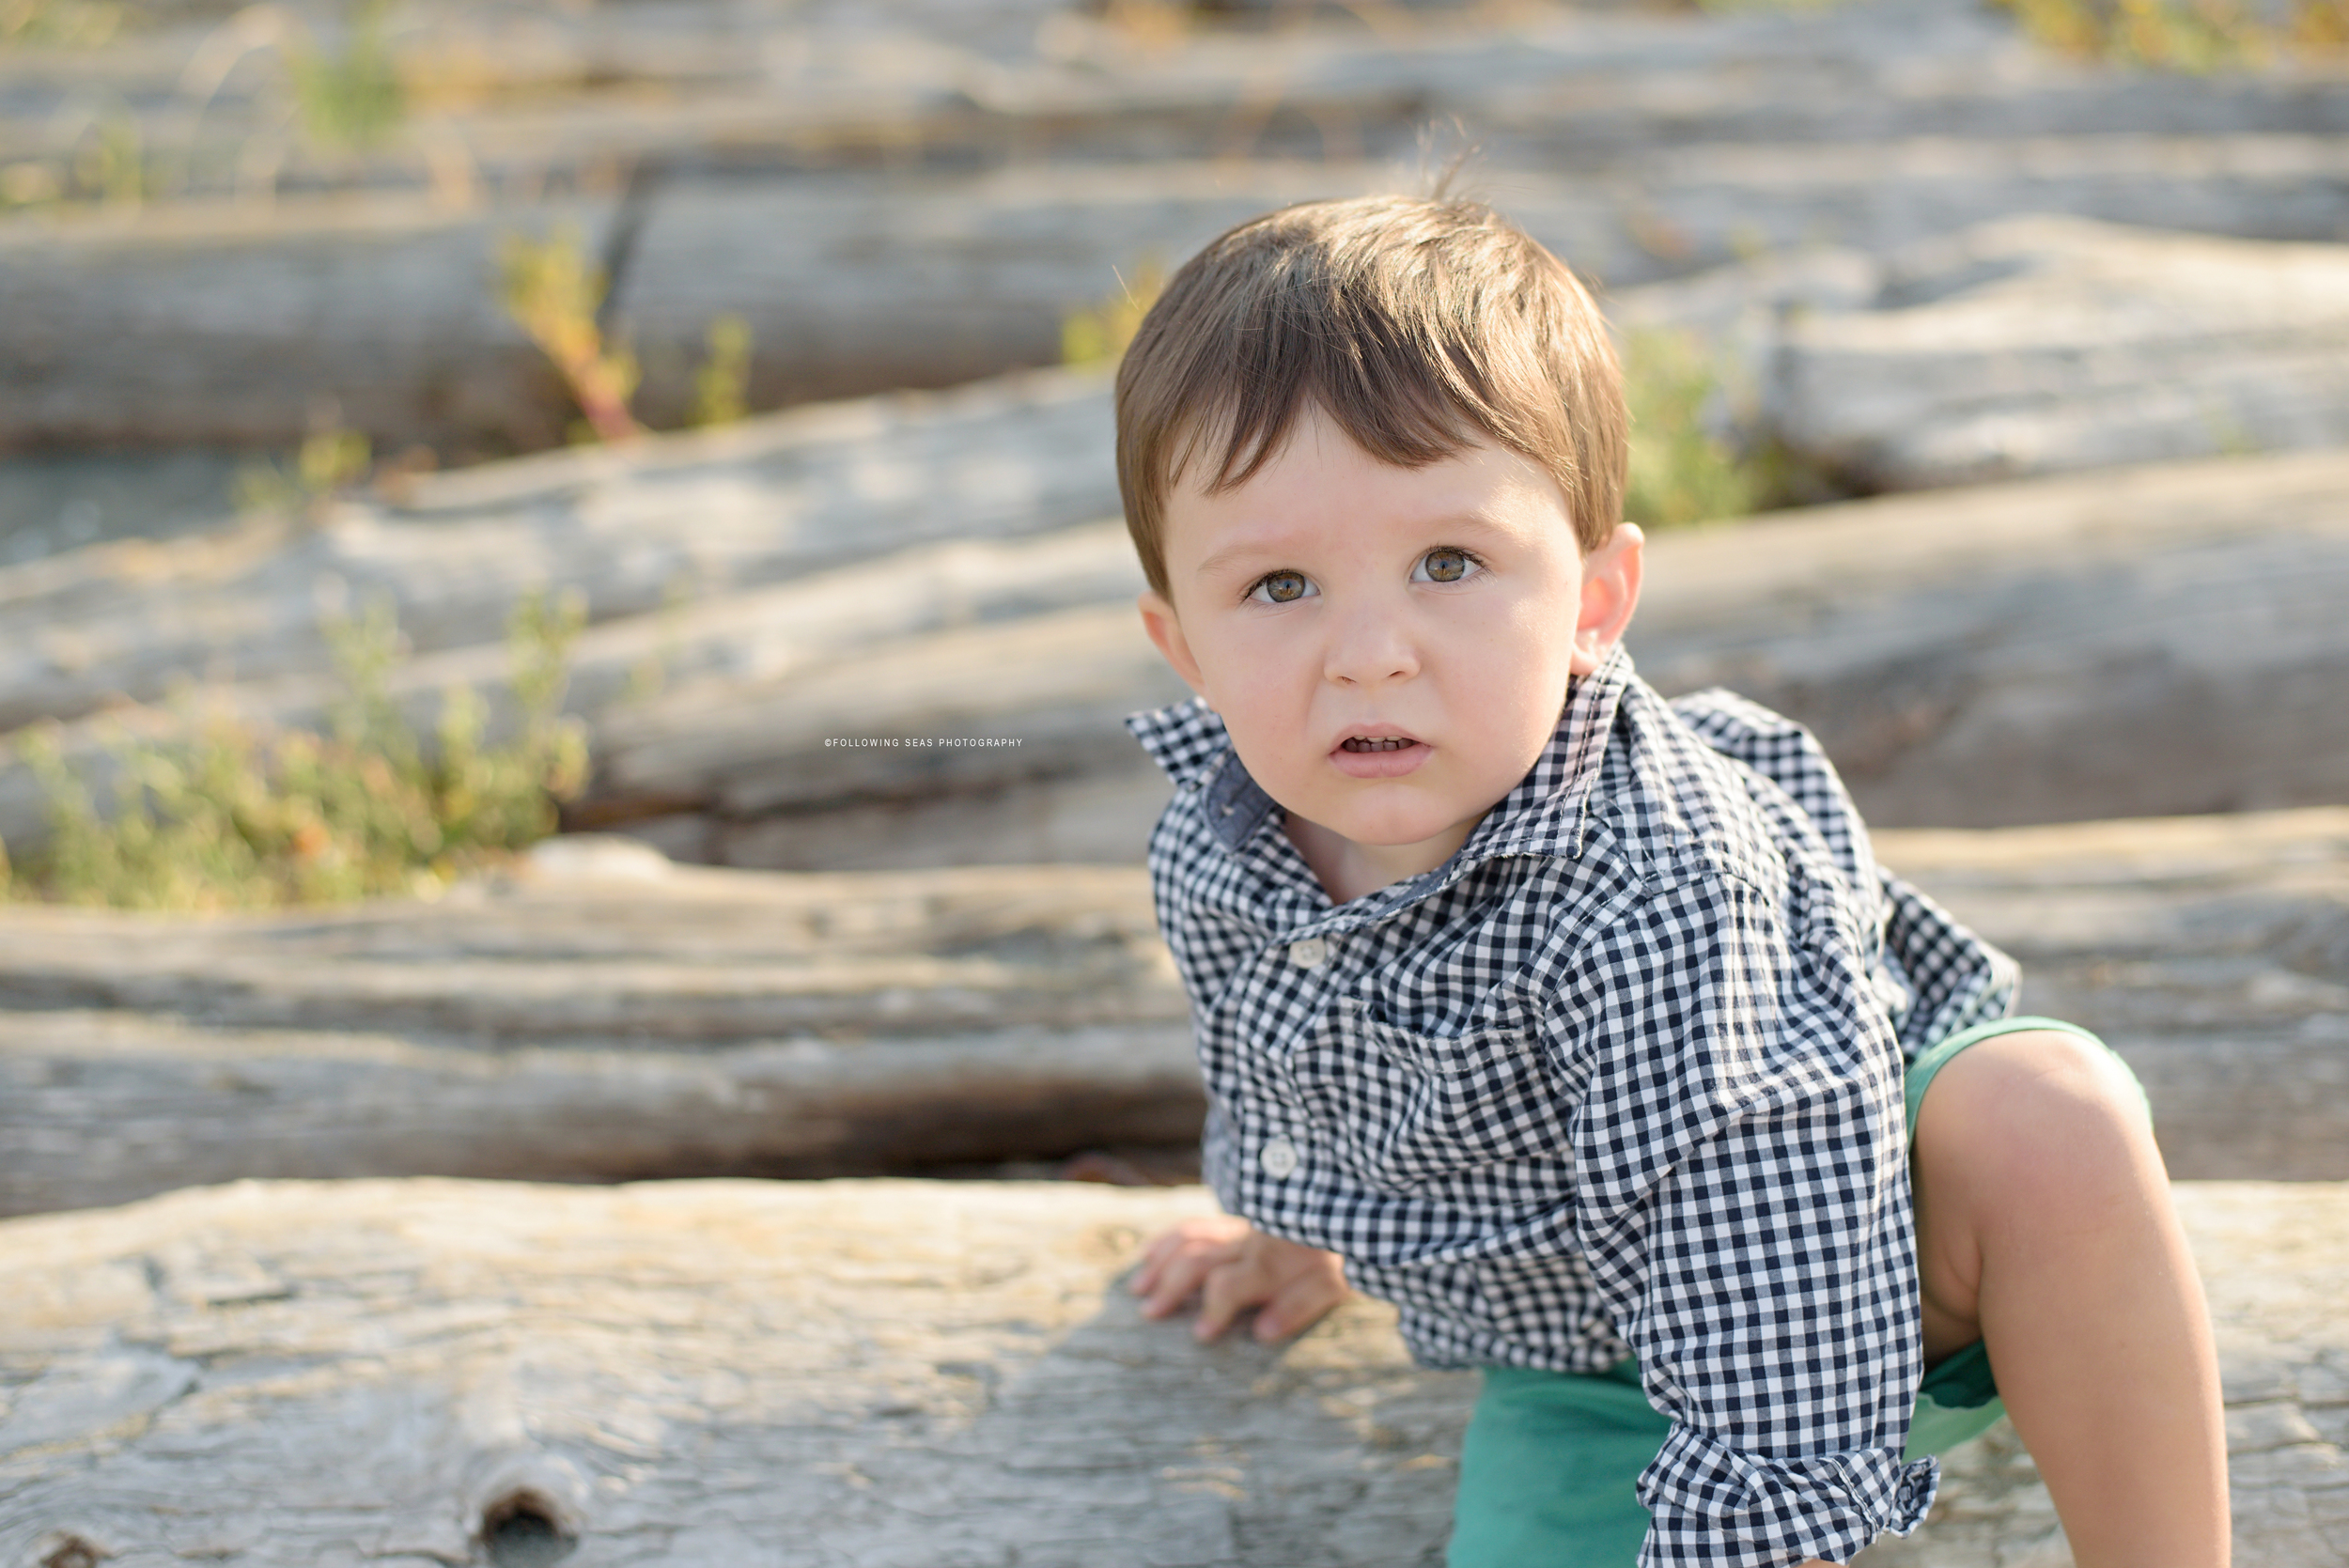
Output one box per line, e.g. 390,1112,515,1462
1558,869,1936,1567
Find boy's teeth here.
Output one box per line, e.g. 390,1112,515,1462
1344,737,1413,752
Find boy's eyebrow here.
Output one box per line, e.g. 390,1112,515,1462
1189,511,1526,580
1191,539,1292,579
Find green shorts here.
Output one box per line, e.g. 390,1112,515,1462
1446,1017,2152,1568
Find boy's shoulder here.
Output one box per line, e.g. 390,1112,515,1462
1614,678,2020,1055
1595,675,1877,916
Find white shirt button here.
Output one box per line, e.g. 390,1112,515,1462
1259,1139,1300,1178
1287,937,1329,969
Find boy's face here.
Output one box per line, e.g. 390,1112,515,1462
1139,407,1642,894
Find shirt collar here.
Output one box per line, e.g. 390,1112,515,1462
1123,643,1637,864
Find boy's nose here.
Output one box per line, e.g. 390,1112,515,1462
1322,607,1420,688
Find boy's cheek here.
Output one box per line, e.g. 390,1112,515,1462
1195,633,1305,718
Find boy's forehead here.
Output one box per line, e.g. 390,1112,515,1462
1161,411,1576,562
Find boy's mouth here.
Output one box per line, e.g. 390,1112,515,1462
1330,729,1430,778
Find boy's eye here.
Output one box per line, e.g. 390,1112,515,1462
1248,570,1315,604
1413,548,1481,583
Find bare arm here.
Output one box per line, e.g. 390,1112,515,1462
1128,1214,1349,1343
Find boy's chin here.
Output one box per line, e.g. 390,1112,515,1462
1316,802,1482,853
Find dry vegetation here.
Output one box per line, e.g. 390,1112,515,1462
1998,0,2348,64
1,593,588,909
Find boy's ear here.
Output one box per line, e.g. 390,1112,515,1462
1571,523,1643,677
1138,590,1210,699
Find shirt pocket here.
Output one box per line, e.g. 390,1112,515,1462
1291,1000,1572,1193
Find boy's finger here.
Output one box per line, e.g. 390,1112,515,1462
1252,1268,1347,1343
1138,1242,1235,1320
1128,1250,1170,1297
1129,1221,1220,1295
1132,1230,1185,1281
1132,1218,1245,1280
1192,1256,1272,1342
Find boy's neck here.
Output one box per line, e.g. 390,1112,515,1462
1282,811,1482,908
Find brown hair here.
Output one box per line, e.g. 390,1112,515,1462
1113,194,1627,598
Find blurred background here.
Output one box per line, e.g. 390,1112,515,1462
2,0,2346,1196
4,6,2349,1560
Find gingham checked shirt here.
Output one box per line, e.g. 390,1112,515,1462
1126,646,2018,1568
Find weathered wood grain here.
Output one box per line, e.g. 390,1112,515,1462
9,134,2349,453
1629,445,2349,828
0,849,1183,1042
1622,216,2349,491
1877,811,2349,1183
9,0,2348,217
0,810,2342,1218
598,444,2349,853
0,846,1199,1217
0,367,1123,736
0,1007,1201,1218
0,1178,1470,1568
0,1178,2342,1566
5,438,2344,867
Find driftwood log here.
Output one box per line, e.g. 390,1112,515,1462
576,598,1187,866
0,366,1124,735
9,228,2349,844
1622,216,2349,490
10,137,2349,453
1,807,2343,1219
1875,810,2349,1183
0,514,1156,865
591,443,2349,860
3,439,2344,863
13,0,2349,205
1,1176,2344,1566
0,841,1194,1219
1628,445,2349,828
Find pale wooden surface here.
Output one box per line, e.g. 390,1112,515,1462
0,1177,2343,1566
584,598,1187,825
8,151,2349,453
0,845,1196,1217
1621,216,2349,491
594,444,2349,855
0,366,1122,737
10,0,2345,209
1630,446,2349,828
0,1179,1468,1568
1877,810,2349,1180
7,305,2349,855
1,809,2343,1218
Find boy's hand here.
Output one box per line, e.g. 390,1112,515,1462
1128,1215,1349,1343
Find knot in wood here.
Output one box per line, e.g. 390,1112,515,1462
480,1491,577,1567
40,1537,104,1568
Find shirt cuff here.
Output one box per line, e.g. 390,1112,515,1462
1637,1426,1940,1567
1199,1103,1241,1210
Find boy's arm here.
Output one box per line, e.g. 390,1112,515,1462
1553,872,1933,1568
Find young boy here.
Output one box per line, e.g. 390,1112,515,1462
1113,195,2229,1567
